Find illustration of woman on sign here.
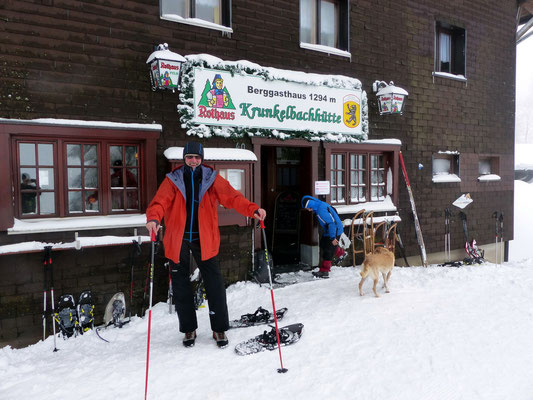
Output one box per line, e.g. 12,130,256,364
161,71,173,87
206,74,229,108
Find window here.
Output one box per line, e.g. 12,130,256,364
330,152,389,205
300,0,349,51
18,143,56,216
478,156,501,182
161,0,232,29
432,153,461,183
15,139,142,218
435,22,466,76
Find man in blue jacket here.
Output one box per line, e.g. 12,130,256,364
301,195,345,278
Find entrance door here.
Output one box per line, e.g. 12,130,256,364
261,146,312,266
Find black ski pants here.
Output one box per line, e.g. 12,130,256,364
320,235,336,262
170,239,229,334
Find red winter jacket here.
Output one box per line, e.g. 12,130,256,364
146,164,259,263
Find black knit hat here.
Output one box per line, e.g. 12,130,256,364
183,141,204,161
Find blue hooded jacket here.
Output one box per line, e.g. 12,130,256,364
301,195,344,239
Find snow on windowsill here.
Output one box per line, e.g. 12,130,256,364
164,147,257,161
432,71,467,82
437,150,460,155
0,235,150,255
160,14,233,33
334,196,397,215
343,214,401,227
8,214,147,235
478,174,501,182
432,174,461,183
299,42,351,59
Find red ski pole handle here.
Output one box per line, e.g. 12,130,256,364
151,230,156,242
399,151,410,186
260,220,265,229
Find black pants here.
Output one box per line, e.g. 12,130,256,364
169,240,229,333
320,235,336,262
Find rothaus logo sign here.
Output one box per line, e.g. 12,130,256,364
192,67,362,135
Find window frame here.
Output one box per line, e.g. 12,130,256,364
299,0,349,53
160,0,233,32
435,21,466,78
0,121,159,230
324,143,399,207
13,137,144,219
168,159,254,227
432,152,461,183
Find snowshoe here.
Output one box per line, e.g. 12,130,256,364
77,290,94,334
235,323,304,356
103,292,129,328
54,294,78,338
229,306,288,329
193,279,206,310
437,261,463,268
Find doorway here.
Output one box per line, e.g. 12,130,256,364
260,145,314,267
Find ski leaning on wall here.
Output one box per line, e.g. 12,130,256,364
398,151,428,267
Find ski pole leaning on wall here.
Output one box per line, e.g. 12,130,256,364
398,151,428,267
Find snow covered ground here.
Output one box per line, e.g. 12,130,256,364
2,259,533,400
509,180,533,261
2,176,533,400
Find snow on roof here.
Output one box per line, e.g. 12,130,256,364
8,214,147,235
343,214,401,227
516,144,533,170
0,118,162,131
146,48,186,64
185,54,363,90
164,147,257,161
334,196,397,215
361,139,402,146
437,150,460,155
0,235,150,255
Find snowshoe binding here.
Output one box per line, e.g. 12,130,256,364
55,294,78,338
235,323,304,356
229,306,288,329
77,290,94,334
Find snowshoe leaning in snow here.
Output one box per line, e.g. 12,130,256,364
95,292,130,343
103,292,129,328
229,306,288,329
77,291,94,334
55,294,79,338
235,323,304,356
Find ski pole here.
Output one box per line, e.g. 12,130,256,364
42,247,49,342
492,212,499,265
46,246,58,352
399,151,428,267
144,230,157,400
130,239,141,317
499,212,504,265
259,219,288,374
167,262,173,314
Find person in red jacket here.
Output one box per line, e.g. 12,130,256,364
146,141,266,349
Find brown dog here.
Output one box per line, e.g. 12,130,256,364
359,247,395,297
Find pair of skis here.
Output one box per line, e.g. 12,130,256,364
459,212,484,264
438,209,462,267
493,211,504,265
